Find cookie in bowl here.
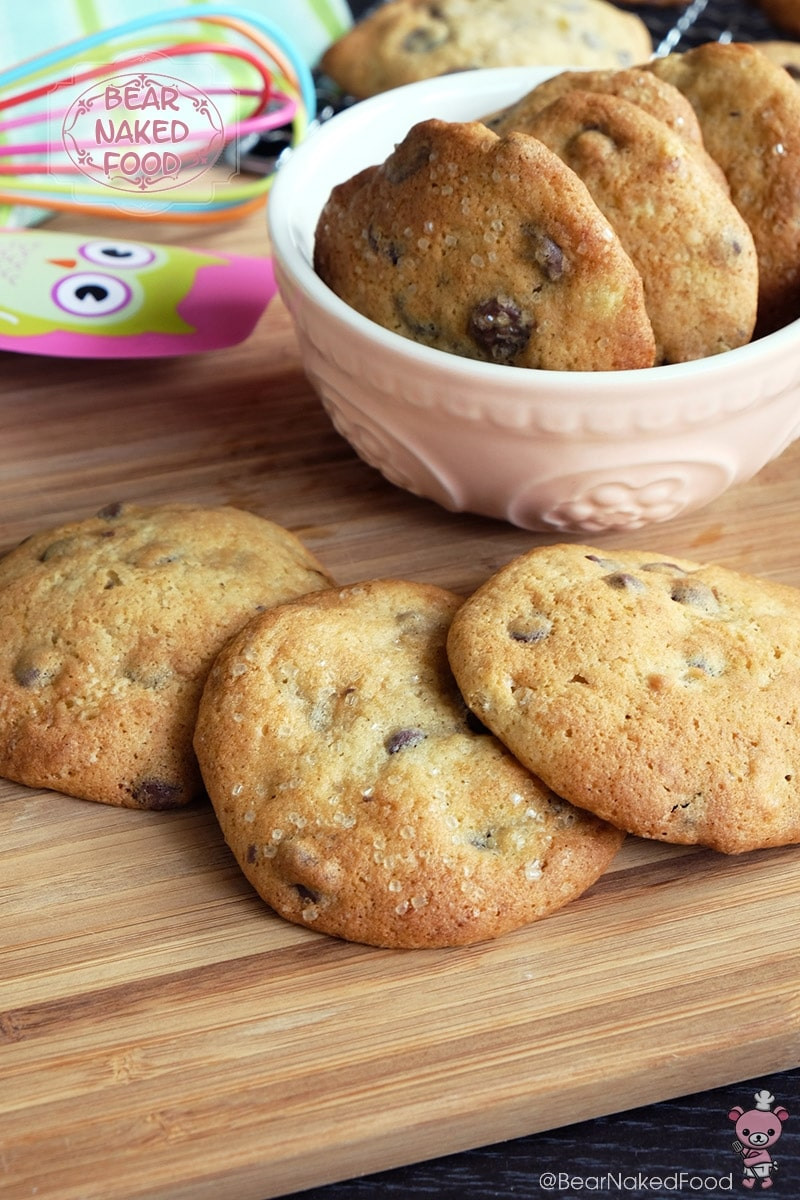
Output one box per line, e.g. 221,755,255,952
506,89,758,363
482,65,729,189
314,116,656,371
269,66,800,532
751,41,800,80
647,41,800,333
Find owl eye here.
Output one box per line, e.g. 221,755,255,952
79,241,156,268
52,273,132,317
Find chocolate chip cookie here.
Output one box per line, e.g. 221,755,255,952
648,41,800,333
319,0,652,99
0,503,334,808
752,41,800,82
315,117,656,371
518,90,758,362
484,66,729,189
194,579,624,948
447,544,800,855
486,66,701,144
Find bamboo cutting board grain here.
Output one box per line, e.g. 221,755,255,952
2,211,800,1200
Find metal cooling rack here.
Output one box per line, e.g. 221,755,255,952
625,0,783,52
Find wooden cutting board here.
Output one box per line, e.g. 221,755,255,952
2,210,800,1200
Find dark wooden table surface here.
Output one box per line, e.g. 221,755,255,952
281,2,800,1197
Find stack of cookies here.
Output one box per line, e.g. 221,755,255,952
3,503,799,949
314,43,800,368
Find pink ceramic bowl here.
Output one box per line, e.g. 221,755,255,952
268,67,800,533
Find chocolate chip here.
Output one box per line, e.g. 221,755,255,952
97,502,124,520
246,844,257,864
524,227,567,280
393,294,438,339
641,561,687,574
604,572,646,592
386,728,426,754
384,138,431,184
785,64,800,81
585,554,621,570
402,25,449,54
670,791,702,815
294,883,320,903
39,538,75,562
508,614,552,643
468,296,533,361
686,653,724,677
401,2,449,53
13,664,43,688
12,652,57,688
130,778,184,809
123,662,169,690
367,224,402,265
670,579,720,613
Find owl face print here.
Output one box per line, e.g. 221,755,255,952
0,231,209,337
0,229,275,357
49,239,161,325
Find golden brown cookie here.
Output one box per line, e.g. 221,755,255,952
648,41,800,333
518,90,758,362
752,40,800,81
447,544,800,855
194,579,625,948
315,117,657,371
0,503,334,808
319,0,652,99
483,66,729,190
485,66,702,145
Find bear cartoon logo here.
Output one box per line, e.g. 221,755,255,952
728,1088,789,1190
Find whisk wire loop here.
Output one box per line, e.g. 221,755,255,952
0,4,316,225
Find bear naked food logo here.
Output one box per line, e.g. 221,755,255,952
62,71,224,193
728,1089,790,1190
